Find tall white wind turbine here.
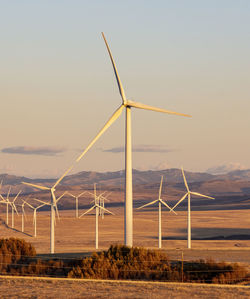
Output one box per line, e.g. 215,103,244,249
170,168,214,249
100,33,191,246
137,176,177,248
22,33,190,250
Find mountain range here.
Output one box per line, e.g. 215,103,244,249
1,168,250,199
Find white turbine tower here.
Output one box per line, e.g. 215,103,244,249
79,184,114,249
15,201,27,233
23,200,46,237
170,167,215,249
20,201,27,233
137,176,177,248
67,191,86,218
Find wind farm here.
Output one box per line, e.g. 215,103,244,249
1,1,250,296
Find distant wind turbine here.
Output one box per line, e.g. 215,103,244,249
137,176,177,248
170,167,215,249
67,191,87,218
23,200,46,237
0,187,12,225
99,192,112,219
79,184,114,249
1,188,21,228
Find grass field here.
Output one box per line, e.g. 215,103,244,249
1,208,250,297
0,208,250,254
0,276,250,299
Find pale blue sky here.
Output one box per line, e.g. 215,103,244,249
0,1,250,177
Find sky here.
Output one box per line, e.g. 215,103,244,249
0,0,250,178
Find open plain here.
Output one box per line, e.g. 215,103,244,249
1,205,250,297
0,208,250,260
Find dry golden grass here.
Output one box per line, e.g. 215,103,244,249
0,276,250,299
1,208,250,297
0,208,250,253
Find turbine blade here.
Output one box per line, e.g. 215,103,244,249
102,32,126,102
13,190,21,203
56,191,67,203
55,203,60,219
170,193,188,212
96,204,114,215
99,195,110,202
32,198,50,206
22,205,27,220
53,105,124,189
78,191,87,198
12,203,18,215
137,199,158,210
181,167,190,192
160,199,177,215
190,192,214,200
158,176,163,199
67,192,75,198
24,200,34,210
79,205,96,218
22,182,50,191
127,100,191,117
7,187,11,200
37,203,46,209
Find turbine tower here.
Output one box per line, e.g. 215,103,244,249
137,176,177,248
170,167,214,249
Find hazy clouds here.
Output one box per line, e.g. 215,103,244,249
1,146,66,156
102,145,175,153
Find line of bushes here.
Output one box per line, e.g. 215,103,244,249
0,239,248,284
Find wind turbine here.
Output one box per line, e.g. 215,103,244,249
20,179,66,253
137,176,177,248
0,187,12,225
79,184,114,249
22,33,190,250
99,192,112,219
170,167,215,249
78,32,190,246
10,191,21,228
2,189,21,228
23,200,46,237
67,191,87,218
20,201,27,233
88,184,111,219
